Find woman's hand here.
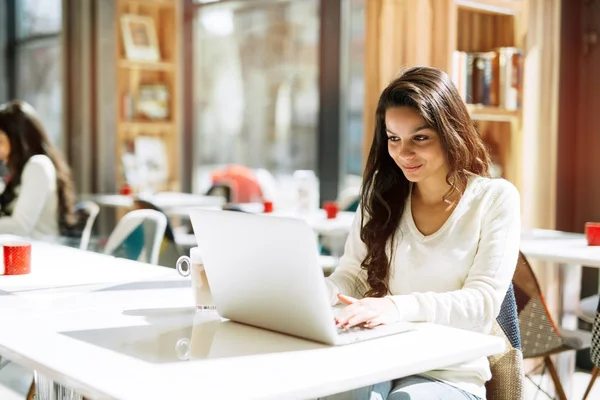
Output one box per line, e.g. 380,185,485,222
335,293,400,329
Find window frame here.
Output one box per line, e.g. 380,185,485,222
6,0,62,99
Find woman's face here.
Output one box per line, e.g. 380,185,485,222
385,107,448,184
0,130,11,164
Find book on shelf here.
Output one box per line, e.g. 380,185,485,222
452,47,523,110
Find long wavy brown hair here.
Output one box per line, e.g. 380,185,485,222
360,66,491,297
0,101,76,232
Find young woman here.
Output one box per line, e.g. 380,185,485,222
0,101,76,238
323,67,520,400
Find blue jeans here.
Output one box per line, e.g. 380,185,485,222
318,374,481,400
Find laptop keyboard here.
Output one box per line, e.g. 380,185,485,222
336,324,367,335
334,321,415,344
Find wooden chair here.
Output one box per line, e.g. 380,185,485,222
486,282,525,400
514,252,593,400
582,295,600,400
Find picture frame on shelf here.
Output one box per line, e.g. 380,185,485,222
134,136,168,192
136,84,170,120
120,14,160,62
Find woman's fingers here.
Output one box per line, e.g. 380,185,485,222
337,293,357,305
364,316,385,329
336,303,378,328
334,302,363,326
344,310,376,328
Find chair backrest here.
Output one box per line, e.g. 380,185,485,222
74,201,100,250
591,296,600,367
104,209,167,265
337,186,360,212
486,282,525,400
134,199,181,267
513,252,566,358
206,183,233,204
210,164,263,203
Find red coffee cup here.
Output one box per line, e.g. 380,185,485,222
3,243,32,275
323,201,339,219
263,200,273,213
120,184,132,195
585,222,600,246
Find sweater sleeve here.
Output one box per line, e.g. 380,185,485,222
0,156,56,236
325,209,369,305
388,182,521,333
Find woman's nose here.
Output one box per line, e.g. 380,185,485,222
397,141,415,158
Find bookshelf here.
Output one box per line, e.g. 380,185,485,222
115,0,180,193
454,0,523,189
364,0,526,192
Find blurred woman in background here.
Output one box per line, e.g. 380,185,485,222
0,100,76,238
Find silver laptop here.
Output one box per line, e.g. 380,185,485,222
189,209,415,345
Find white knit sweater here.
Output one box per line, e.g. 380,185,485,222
0,155,60,238
326,176,521,399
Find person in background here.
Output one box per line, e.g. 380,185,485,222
0,100,76,238
322,67,520,400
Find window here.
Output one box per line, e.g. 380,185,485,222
17,0,62,38
192,0,319,188
7,0,63,148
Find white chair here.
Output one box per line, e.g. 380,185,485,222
337,186,360,211
580,294,599,324
74,201,100,250
104,209,167,265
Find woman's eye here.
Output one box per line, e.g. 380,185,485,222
387,136,400,142
414,135,428,141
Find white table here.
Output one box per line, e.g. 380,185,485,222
0,235,176,293
520,228,599,397
0,236,184,398
0,285,504,400
169,205,356,237
0,236,503,400
80,192,226,211
274,210,356,237
521,229,598,266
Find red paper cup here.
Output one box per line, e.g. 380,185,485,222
323,201,339,219
120,184,132,195
263,201,273,213
586,223,600,246
3,243,31,275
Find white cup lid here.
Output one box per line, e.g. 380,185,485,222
189,247,203,263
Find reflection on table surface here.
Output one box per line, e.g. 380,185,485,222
61,308,326,364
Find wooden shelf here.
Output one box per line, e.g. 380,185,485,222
119,59,174,71
455,0,521,15
116,0,180,193
119,120,174,134
467,105,520,122
121,0,175,6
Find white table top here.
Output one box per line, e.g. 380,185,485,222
0,235,176,292
274,210,356,236
170,205,356,237
80,192,226,210
0,288,504,400
520,228,600,267
0,236,504,399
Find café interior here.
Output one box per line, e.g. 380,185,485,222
1,0,600,399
